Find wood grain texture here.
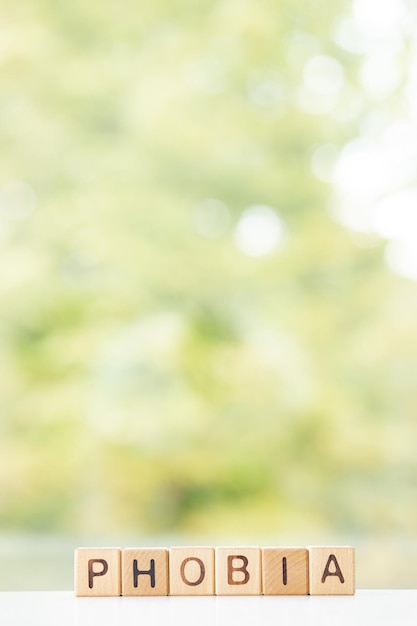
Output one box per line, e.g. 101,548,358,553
122,548,168,596
74,548,121,597
308,546,355,595
169,547,215,595
262,548,309,595
215,547,261,596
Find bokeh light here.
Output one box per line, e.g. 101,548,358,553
234,205,286,257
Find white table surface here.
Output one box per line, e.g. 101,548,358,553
1,590,416,625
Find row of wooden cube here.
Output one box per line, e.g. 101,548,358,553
75,546,355,596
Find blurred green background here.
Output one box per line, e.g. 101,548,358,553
1,0,417,589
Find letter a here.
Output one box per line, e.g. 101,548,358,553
321,554,345,584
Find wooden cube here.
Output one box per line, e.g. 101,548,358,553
308,546,355,595
169,547,215,595
122,548,168,596
215,547,261,595
74,548,121,597
262,547,309,595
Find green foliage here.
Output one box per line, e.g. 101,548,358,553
1,0,416,539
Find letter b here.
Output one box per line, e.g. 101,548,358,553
216,548,261,595
227,556,250,585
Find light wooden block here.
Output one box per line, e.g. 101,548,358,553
215,547,261,595
122,548,168,596
262,547,309,595
308,546,355,595
75,548,121,597
169,547,215,595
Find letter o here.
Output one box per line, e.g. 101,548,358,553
180,557,206,586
